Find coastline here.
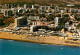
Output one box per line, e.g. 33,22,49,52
0,32,80,47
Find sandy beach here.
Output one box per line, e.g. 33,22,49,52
0,32,80,47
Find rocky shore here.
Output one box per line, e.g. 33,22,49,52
0,32,80,47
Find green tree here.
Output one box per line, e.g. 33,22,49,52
0,19,4,26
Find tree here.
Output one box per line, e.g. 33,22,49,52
47,14,54,21
76,23,80,29
0,19,4,26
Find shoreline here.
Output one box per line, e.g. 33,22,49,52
0,32,80,47
0,37,80,47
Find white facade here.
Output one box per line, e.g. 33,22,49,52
65,22,69,28
40,6,50,11
54,17,59,27
30,25,35,32
77,29,80,36
28,16,39,20
54,17,59,24
32,5,34,9
24,4,27,9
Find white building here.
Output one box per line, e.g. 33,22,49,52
54,17,59,24
40,6,50,11
60,10,66,13
28,16,39,20
54,17,59,27
32,5,34,9
30,25,35,32
67,4,75,7
24,4,27,9
65,22,69,28
55,6,59,11
4,9,13,16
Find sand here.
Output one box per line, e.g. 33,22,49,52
0,32,80,47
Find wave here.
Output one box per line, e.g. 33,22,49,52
8,40,14,41
61,48,63,49
41,44,48,45
0,39,3,40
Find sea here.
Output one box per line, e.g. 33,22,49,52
0,39,80,55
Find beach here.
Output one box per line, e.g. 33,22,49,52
0,32,80,47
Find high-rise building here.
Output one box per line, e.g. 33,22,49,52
55,6,59,12
32,5,34,9
24,4,27,9
4,10,13,16
4,10,8,16
54,17,59,24
54,17,59,27
15,16,27,27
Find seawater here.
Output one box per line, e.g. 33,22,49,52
0,40,80,55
